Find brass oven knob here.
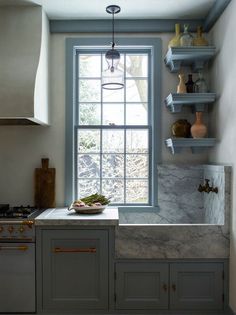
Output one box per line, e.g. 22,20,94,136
0,226,3,233
8,226,14,233
19,226,25,233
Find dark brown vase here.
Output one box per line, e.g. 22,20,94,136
171,119,191,138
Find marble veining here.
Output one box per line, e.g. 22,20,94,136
115,224,230,259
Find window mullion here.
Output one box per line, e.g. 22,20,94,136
100,52,103,195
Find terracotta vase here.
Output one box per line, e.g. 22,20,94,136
168,23,181,49
191,112,207,138
193,26,208,46
177,74,187,93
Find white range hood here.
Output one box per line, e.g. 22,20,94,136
0,5,49,125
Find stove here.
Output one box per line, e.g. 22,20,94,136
0,204,42,312
0,204,41,242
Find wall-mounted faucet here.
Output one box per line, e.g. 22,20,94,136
198,179,218,194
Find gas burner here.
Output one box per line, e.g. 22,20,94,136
0,205,37,219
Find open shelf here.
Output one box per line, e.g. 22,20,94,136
165,93,216,113
164,46,216,73
165,138,217,154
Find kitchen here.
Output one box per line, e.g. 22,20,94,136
0,0,235,314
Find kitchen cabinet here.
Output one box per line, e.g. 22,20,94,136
41,229,109,311
115,261,225,311
115,262,168,310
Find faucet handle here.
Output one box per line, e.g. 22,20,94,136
198,184,204,192
205,179,210,185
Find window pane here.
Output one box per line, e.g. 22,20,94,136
79,103,101,125
103,88,124,102
126,129,148,153
126,54,148,78
126,154,148,178
126,103,148,125
78,130,100,153
102,154,124,178
103,103,124,125
102,179,124,203
78,154,100,178
126,180,148,203
103,129,124,153
126,79,148,102
79,55,101,78
78,179,100,198
79,79,101,102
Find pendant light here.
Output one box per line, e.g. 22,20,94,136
102,5,124,90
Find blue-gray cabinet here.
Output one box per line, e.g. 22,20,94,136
115,262,169,310
115,261,225,311
41,229,109,311
170,262,224,310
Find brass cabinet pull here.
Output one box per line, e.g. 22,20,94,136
0,246,28,251
162,284,168,292
54,247,96,253
172,284,176,292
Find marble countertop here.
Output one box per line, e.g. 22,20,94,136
35,207,119,226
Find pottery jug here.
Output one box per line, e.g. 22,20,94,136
193,26,208,46
191,112,207,138
177,74,187,93
168,24,181,48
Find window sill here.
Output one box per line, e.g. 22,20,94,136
117,206,160,212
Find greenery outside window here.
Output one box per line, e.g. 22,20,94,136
66,38,161,209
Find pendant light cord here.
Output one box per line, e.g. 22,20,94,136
112,10,115,48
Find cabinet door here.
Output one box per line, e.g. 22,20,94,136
170,263,224,310
115,262,168,310
42,229,108,311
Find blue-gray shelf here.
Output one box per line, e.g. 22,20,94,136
164,46,216,73
165,138,217,154
165,93,216,113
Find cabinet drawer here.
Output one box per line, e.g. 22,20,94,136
42,229,108,311
115,262,168,310
170,262,224,310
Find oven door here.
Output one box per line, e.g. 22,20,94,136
0,243,35,313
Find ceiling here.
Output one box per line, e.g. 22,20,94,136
0,0,216,20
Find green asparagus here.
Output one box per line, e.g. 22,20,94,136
80,193,110,206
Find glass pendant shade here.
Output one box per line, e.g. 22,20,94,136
102,48,124,90
101,5,124,90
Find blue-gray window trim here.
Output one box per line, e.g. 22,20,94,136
65,37,162,209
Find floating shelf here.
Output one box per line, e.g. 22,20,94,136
164,46,216,73
165,138,217,154
165,93,216,113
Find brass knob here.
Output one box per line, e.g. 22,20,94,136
172,284,176,292
162,284,168,292
19,226,25,233
0,226,3,233
8,226,14,233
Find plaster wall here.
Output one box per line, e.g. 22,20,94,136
208,0,236,311
0,32,207,206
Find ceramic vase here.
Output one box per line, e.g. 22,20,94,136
177,74,187,93
168,23,181,49
193,26,208,46
191,112,207,138
172,119,191,138
180,24,194,46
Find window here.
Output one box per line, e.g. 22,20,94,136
66,38,161,208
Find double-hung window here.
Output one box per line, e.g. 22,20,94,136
66,38,161,208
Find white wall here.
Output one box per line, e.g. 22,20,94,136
208,0,236,311
0,32,208,207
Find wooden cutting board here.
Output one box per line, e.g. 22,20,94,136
34,158,56,208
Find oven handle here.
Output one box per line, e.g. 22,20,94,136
54,247,96,253
0,245,28,251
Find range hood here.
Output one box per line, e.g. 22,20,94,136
0,5,49,125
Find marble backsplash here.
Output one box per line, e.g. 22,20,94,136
119,164,231,225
